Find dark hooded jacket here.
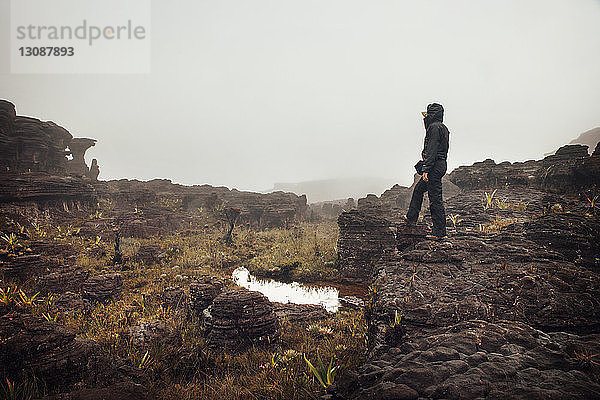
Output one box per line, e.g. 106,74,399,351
421,103,450,174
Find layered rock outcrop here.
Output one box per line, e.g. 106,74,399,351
0,313,93,388
336,210,398,283
82,273,123,303
205,289,279,350
336,149,600,399
448,144,600,192
0,100,96,176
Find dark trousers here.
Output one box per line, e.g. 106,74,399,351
407,159,447,237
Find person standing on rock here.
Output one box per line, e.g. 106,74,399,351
405,103,450,239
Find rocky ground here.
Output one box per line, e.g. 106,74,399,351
333,145,600,399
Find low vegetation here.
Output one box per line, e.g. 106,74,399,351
1,216,364,400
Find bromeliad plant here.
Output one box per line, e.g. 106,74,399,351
303,353,338,389
1,233,19,252
482,189,498,211
586,194,598,209
0,286,18,308
447,214,462,229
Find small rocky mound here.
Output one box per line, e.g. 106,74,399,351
128,320,179,348
134,244,164,265
37,265,90,293
189,276,226,313
52,291,85,313
82,273,123,303
0,313,93,388
205,289,279,351
342,320,600,400
162,286,188,310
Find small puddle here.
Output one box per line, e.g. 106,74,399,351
232,267,341,312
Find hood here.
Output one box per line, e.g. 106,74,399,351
426,103,444,123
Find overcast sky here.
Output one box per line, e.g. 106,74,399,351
1,0,599,192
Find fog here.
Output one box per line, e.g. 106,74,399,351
1,0,599,197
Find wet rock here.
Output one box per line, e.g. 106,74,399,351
345,320,600,399
206,289,279,351
337,210,397,283
523,212,600,271
82,273,123,303
340,296,365,309
272,302,329,322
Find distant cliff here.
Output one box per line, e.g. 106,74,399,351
570,126,600,153
269,177,397,203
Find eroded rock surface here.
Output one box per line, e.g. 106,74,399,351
0,313,94,388
205,289,279,350
82,273,123,303
337,171,600,399
37,265,90,294
342,320,600,400
189,276,226,314
336,210,398,283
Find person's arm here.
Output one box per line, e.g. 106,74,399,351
421,124,440,175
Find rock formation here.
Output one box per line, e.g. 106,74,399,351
335,145,600,399
272,302,329,322
340,320,600,400
0,100,96,176
205,289,279,351
189,277,225,314
82,273,123,303
448,144,600,192
37,265,90,293
0,313,94,388
336,210,400,283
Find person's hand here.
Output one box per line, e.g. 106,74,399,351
423,172,429,182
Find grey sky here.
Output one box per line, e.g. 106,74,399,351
1,0,599,193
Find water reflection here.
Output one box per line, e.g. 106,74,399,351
232,267,340,312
